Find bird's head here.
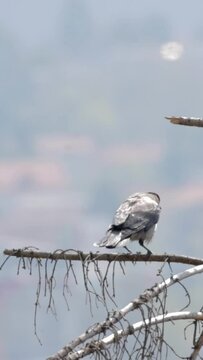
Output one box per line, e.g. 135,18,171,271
127,192,160,206
147,192,160,204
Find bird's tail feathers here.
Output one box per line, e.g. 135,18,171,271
93,235,109,247
94,231,122,248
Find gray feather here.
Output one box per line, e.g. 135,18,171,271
94,192,161,250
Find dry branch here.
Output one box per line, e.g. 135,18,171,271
3,248,203,266
190,330,203,360
47,263,203,360
166,116,203,128
64,311,203,360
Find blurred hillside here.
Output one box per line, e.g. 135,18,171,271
0,1,203,359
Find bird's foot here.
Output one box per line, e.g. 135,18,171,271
145,250,152,260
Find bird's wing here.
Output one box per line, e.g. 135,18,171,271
113,196,140,226
120,209,160,240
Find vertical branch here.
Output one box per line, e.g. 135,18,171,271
34,259,43,345
190,330,203,359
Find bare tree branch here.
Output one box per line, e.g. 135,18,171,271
165,116,203,128
2,248,203,266
47,264,203,360
190,330,203,360
64,311,203,360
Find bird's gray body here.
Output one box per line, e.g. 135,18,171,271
94,192,161,252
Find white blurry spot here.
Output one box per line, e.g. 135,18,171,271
160,41,184,61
